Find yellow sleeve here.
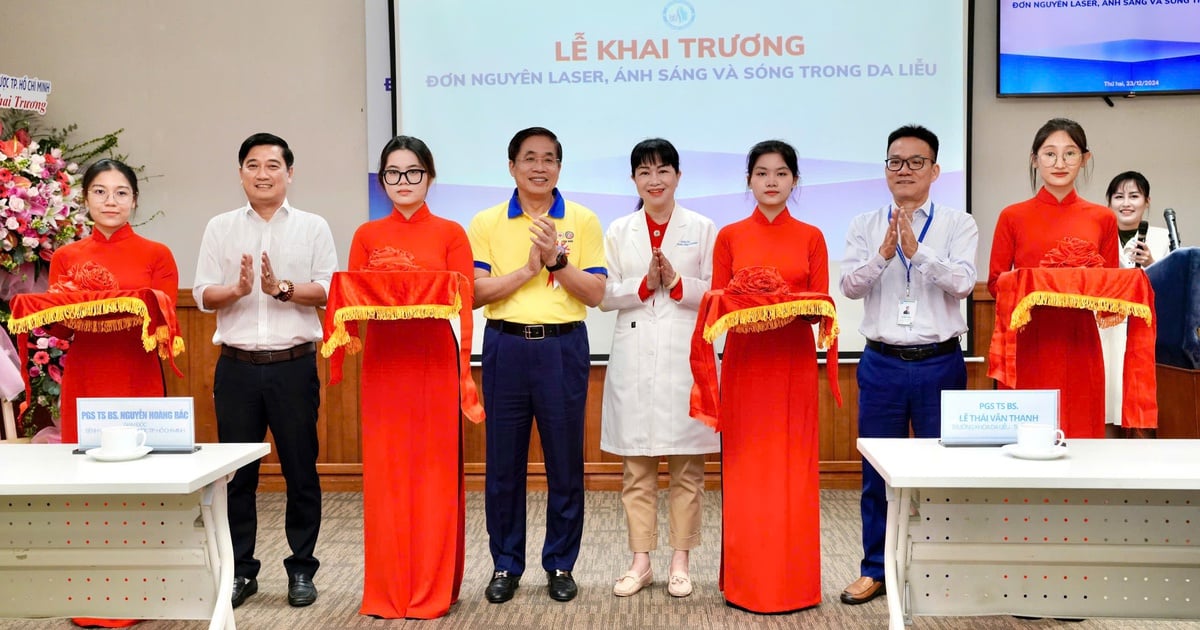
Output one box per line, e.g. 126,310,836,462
575,208,607,275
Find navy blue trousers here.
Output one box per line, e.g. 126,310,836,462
482,324,588,576
857,346,965,580
215,353,322,580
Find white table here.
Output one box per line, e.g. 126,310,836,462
0,443,270,629
857,438,1200,629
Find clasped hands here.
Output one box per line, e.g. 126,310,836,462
879,206,919,261
645,248,678,291
525,215,564,273
232,252,285,297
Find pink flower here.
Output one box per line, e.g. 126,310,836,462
32,350,50,365
48,365,63,384
57,339,70,351
29,365,42,378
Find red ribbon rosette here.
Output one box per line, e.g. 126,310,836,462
49,261,120,293
364,247,422,272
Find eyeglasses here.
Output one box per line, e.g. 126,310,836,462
381,168,427,185
517,156,561,169
1036,149,1084,167
87,186,135,203
884,156,932,172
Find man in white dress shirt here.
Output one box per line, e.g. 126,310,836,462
838,125,979,605
192,132,337,610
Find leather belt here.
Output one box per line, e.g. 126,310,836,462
486,319,583,340
865,338,960,362
221,342,317,365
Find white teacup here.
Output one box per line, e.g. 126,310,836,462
100,426,147,454
1016,424,1065,454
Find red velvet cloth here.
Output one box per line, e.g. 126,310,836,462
689,290,841,430
989,267,1157,430
9,288,185,377
321,270,483,424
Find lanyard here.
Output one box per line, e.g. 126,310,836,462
888,202,934,289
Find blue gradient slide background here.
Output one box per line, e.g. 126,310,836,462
384,1,968,354
999,3,1200,96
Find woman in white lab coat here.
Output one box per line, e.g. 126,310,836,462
1100,170,1170,437
600,138,719,598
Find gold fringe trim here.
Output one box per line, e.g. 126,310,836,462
322,327,353,357
320,297,460,358
704,300,840,348
8,298,158,351
7,298,150,334
62,316,142,333
152,326,186,359
1095,312,1126,330
1009,291,1152,331
731,318,794,335
335,301,460,325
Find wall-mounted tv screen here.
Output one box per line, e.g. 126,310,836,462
999,2,1200,97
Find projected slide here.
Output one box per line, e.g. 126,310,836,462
382,1,968,354
999,2,1200,96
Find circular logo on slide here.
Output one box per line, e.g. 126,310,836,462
662,1,695,30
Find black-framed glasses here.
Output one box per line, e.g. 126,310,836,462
884,156,932,172
382,168,427,185
1036,149,1083,167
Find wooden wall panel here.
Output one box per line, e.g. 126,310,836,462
173,288,999,492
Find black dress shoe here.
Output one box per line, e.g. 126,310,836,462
547,569,578,602
485,570,520,603
288,573,318,607
231,576,257,609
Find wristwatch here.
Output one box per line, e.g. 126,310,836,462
545,252,568,272
273,279,295,302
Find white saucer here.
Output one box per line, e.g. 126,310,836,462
1001,443,1068,460
86,445,153,462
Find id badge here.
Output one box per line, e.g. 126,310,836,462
897,298,917,326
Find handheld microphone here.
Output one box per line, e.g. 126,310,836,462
1164,208,1181,252
1135,220,1149,268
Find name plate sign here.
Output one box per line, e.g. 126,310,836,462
940,389,1059,446
77,397,195,451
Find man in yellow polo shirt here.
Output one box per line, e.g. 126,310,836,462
469,127,606,605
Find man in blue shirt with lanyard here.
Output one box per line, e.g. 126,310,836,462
838,125,979,605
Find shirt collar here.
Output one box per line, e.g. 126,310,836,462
507,188,565,219
90,222,134,243
242,198,292,220
1036,186,1079,206
392,203,431,223
752,206,791,225
891,198,933,217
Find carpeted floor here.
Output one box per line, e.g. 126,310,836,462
2,490,1195,629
